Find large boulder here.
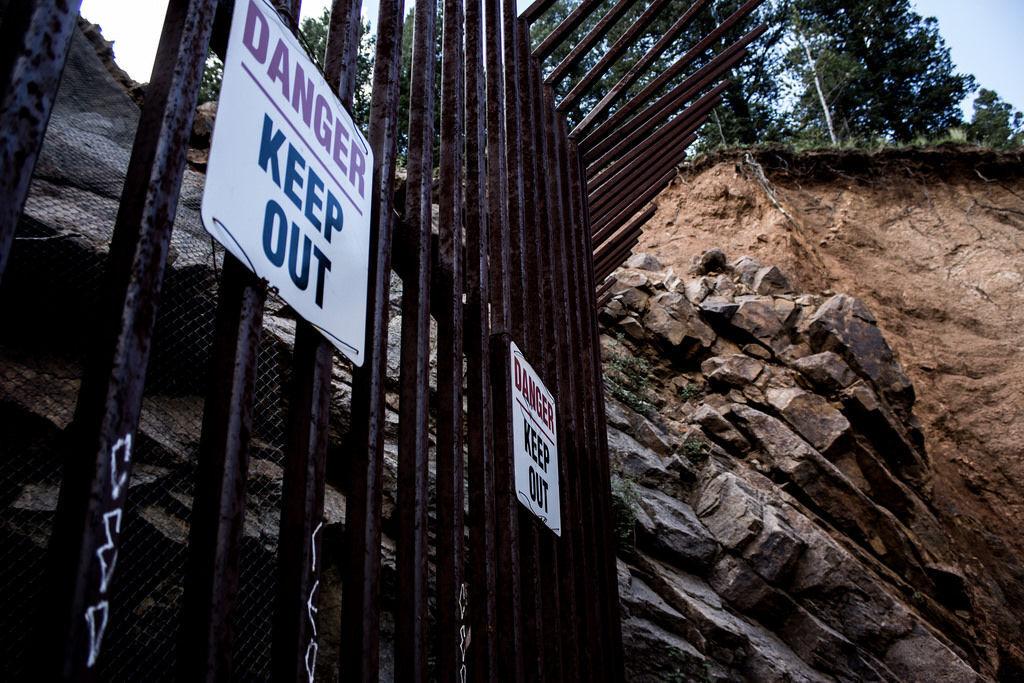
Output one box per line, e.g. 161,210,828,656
766,387,851,456
805,295,915,414
643,292,716,358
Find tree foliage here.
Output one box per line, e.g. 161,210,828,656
967,89,1024,149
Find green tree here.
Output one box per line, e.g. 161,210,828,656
967,89,1023,149
786,0,974,143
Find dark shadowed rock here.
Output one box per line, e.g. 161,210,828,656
635,487,720,571
742,508,806,584
753,265,793,295
643,292,716,357
696,248,729,274
793,351,859,393
806,295,915,413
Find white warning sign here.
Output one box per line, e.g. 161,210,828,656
510,341,561,535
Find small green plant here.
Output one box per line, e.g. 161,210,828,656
677,382,702,401
609,478,642,552
604,352,655,415
682,437,710,462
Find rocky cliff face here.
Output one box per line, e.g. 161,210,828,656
601,250,1023,681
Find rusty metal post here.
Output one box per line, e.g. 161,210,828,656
270,0,363,680
36,1,216,679
483,0,524,679
555,0,674,110
546,0,642,89
337,0,405,677
435,0,467,677
0,0,82,284
568,135,625,678
575,0,763,135
464,0,500,678
394,0,438,675
530,57,581,680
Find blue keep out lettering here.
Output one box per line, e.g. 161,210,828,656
258,113,334,307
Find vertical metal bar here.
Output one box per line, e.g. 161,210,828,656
36,2,216,679
464,0,499,677
562,134,608,681
178,3,299,679
547,93,600,681
395,0,437,675
436,0,467,677
517,20,563,683
483,0,524,678
179,256,267,683
270,1,361,680
502,3,547,677
484,0,511,332
0,0,82,283
503,0,528,344
568,134,626,679
532,61,581,679
338,0,405,676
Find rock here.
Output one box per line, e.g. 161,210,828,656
633,417,676,456
619,315,647,342
608,427,681,495
611,269,649,293
708,554,793,623
727,296,790,352
743,343,773,360
742,508,806,584
766,387,851,456
842,383,929,487
600,297,626,323
752,265,792,295
683,276,713,304
792,352,858,393
696,473,764,551
698,298,740,321
701,354,765,387
732,256,764,285
884,624,981,683
618,286,650,313
643,292,716,357
625,252,663,271
696,248,728,274
805,295,915,413
635,487,720,571
692,403,750,453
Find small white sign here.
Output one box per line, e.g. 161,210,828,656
202,0,373,365
510,341,561,535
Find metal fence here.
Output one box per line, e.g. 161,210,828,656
0,0,762,680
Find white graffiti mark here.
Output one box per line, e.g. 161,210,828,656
306,579,320,638
310,521,323,573
109,433,132,500
458,582,469,683
85,601,109,668
304,520,324,681
96,508,122,593
304,640,318,682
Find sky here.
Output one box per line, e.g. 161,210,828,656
80,0,1022,118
